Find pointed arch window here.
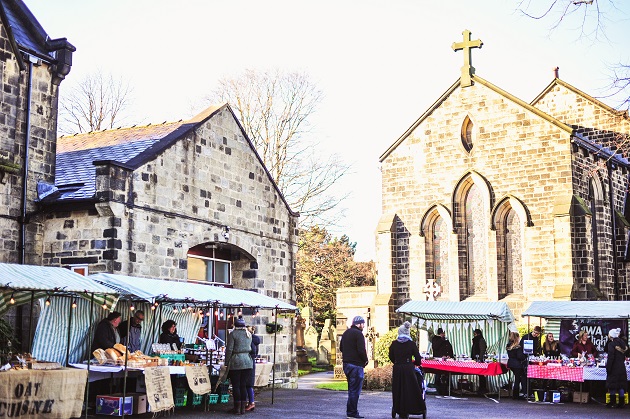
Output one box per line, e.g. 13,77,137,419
588,178,604,289
461,116,474,153
424,215,449,298
496,207,523,299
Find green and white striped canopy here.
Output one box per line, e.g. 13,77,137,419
397,300,515,323
90,273,297,310
0,263,118,314
522,301,630,319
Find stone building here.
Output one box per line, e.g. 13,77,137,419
0,0,74,265
40,104,299,384
372,31,630,334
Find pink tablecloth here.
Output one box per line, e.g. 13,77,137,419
527,365,584,382
422,360,508,376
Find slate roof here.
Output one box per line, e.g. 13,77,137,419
0,0,55,61
55,121,189,200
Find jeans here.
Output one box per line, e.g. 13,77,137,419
510,367,526,398
343,363,364,416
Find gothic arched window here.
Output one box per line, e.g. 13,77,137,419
424,215,450,298
496,207,523,299
461,116,474,153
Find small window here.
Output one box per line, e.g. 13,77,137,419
461,116,473,152
188,255,231,284
69,265,88,276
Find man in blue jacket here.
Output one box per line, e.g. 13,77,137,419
340,316,368,419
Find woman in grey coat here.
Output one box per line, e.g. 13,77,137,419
225,317,253,415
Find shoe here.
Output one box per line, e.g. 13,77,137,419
347,415,365,419
245,402,255,411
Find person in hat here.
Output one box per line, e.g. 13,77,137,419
225,316,253,415
340,316,368,419
471,329,488,394
389,321,425,419
605,328,628,409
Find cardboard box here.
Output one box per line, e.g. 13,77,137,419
96,395,133,416
112,393,147,415
573,391,589,403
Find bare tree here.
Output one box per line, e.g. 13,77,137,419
59,71,133,134
211,69,350,226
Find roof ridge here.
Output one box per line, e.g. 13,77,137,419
59,120,182,139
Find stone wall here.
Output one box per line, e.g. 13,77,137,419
42,107,299,386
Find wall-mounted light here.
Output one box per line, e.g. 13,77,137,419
222,225,230,241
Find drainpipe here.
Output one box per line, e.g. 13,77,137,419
19,55,39,265
607,162,620,300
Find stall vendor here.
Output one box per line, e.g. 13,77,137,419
91,311,122,351
119,310,145,352
571,330,598,358
159,320,182,349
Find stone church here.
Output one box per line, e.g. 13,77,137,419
372,30,630,334
0,0,298,386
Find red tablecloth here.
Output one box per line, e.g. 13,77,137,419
527,364,584,382
421,360,508,376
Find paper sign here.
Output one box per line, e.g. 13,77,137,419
185,365,211,395
523,339,533,354
144,367,174,413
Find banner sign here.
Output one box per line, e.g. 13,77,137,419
144,367,174,413
185,365,211,395
559,318,627,355
0,368,87,418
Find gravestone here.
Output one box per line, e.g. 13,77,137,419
301,307,313,328
333,313,348,380
295,316,311,371
304,325,319,359
316,319,333,367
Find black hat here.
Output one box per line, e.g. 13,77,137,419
234,317,246,327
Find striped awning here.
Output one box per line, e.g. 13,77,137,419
396,300,515,323
90,273,297,310
522,301,630,319
0,263,118,314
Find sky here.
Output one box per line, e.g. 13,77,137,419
24,0,630,261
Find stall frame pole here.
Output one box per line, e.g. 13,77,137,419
121,300,132,419
65,295,74,366
27,291,34,349
271,306,278,404
84,293,95,419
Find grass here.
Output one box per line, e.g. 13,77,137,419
315,382,348,391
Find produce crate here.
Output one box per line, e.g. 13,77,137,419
174,387,188,407
159,353,186,362
208,394,219,404
191,392,204,406
220,394,230,404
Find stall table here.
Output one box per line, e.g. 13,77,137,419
421,360,508,399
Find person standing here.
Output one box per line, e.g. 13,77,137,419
245,325,260,412
571,330,598,358
225,317,253,415
431,328,454,358
389,321,425,419
91,311,122,351
159,320,182,349
542,333,560,358
507,331,527,400
119,310,144,353
521,326,542,356
471,329,488,394
340,316,368,419
606,328,628,409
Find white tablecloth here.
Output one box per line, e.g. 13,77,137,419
582,365,630,381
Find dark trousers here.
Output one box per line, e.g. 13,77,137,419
477,375,487,392
229,369,251,404
343,363,364,416
509,367,527,398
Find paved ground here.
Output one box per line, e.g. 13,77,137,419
168,372,622,419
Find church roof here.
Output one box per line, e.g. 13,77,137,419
54,104,298,216
379,74,574,163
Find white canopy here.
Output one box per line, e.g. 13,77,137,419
522,301,630,319
90,273,297,311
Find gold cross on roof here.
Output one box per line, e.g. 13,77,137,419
452,29,483,87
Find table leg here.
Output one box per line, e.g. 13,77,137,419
448,372,451,397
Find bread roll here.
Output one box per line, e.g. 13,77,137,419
105,348,119,361
113,343,127,354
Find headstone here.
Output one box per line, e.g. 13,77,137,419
333,313,348,380
301,307,313,328
295,316,311,371
316,319,333,367
304,325,319,359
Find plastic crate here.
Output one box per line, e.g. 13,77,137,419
208,394,219,405
174,387,188,407
215,382,230,396
219,394,230,404
159,353,186,362
191,392,203,406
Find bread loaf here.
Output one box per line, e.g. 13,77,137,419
105,348,119,361
113,343,127,354
93,349,107,364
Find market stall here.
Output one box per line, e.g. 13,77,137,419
522,301,630,403
396,300,516,397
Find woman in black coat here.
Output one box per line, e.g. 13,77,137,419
389,321,425,419
606,328,628,408
506,331,527,400
159,320,182,349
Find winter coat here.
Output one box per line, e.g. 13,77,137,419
91,319,120,351
119,319,142,353
340,325,368,367
389,340,425,416
432,336,454,358
471,335,487,361
571,339,598,358
543,340,561,358
606,337,629,391
247,334,261,387
506,343,527,370
225,327,253,371
159,332,182,349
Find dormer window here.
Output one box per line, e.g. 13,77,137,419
461,116,474,153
